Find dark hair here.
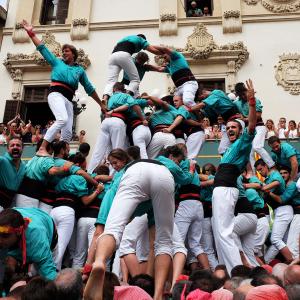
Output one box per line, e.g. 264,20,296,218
249,266,269,279
113,82,125,92
160,145,184,159
108,148,131,164
289,120,297,127
35,139,53,152
231,265,252,278
0,208,24,228
254,158,267,169
234,82,247,95
8,285,26,298
212,265,230,289
79,142,90,156
103,272,120,300
62,44,78,61
21,277,58,300
137,34,147,40
202,163,216,175
94,164,110,176
53,140,68,156
268,135,281,145
251,273,282,287
127,146,141,160
172,280,192,300
279,165,291,174
55,268,83,300
69,152,86,166
136,51,149,64
129,274,155,297
190,270,215,293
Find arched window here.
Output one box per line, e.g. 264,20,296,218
40,0,70,25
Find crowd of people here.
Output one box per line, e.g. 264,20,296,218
0,118,87,145
0,20,300,300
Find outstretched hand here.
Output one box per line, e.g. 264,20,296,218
22,20,33,32
245,79,255,101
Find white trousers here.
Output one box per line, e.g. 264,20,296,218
287,214,300,259
72,217,96,268
186,131,205,159
212,186,242,273
88,117,126,173
132,125,152,159
103,51,140,96
103,162,175,257
253,216,270,257
265,205,294,263
38,202,53,214
50,206,75,270
233,213,259,267
175,200,204,257
250,126,275,170
44,92,74,143
147,132,176,159
200,218,218,270
15,194,39,208
174,81,198,108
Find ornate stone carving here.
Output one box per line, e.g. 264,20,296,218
10,68,23,81
223,10,241,18
160,13,177,22
159,14,177,36
185,24,217,59
244,0,259,4
71,18,89,40
275,53,300,95
12,92,21,100
244,0,300,11
12,22,29,44
218,42,249,71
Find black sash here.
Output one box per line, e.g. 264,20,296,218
214,164,241,188
18,176,46,200
171,68,196,87
234,197,255,215
112,41,136,55
0,187,16,209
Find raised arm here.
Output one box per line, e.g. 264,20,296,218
245,79,257,134
145,64,166,73
22,20,42,47
163,116,184,133
290,155,299,181
145,95,169,111
145,45,165,55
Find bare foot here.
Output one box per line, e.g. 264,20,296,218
36,148,51,157
83,261,106,300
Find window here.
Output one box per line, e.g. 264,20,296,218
40,0,70,25
198,79,225,92
185,0,213,17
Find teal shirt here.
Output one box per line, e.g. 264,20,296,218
237,175,262,198
0,152,26,191
165,51,190,75
96,169,125,225
180,159,200,186
127,98,148,120
36,44,95,95
221,129,255,171
117,35,150,53
201,175,214,203
108,92,136,110
55,175,89,198
281,181,300,205
149,104,178,128
25,156,55,182
177,106,197,121
156,156,193,185
271,142,300,169
49,157,81,186
234,97,263,116
123,58,150,82
8,207,56,280
203,90,236,115
265,170,286,195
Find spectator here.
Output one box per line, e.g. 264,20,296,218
203,117,213,139
277,117,287,139
265,119,278,139
245,284,288,300
0,123,8,144
55,268,83,300
285,120,298,139
210,124,222,139
203,6,211,16
284,265,300,285
79,130,86,144
7,115,22,140
187,1,203,17
128,274,154,297
78,142,90,158
31,125,43,144
20,121,32,143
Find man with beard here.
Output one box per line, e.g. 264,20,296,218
0,138,26,211
211,79,257,273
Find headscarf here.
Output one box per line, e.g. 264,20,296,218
186,289,212,300
245,285,288,300
211,289,233,300
113,286,152,300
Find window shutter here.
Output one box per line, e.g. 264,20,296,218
3,100,19,124
40,0,53,25
24,86,49,103
56,0,70,24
